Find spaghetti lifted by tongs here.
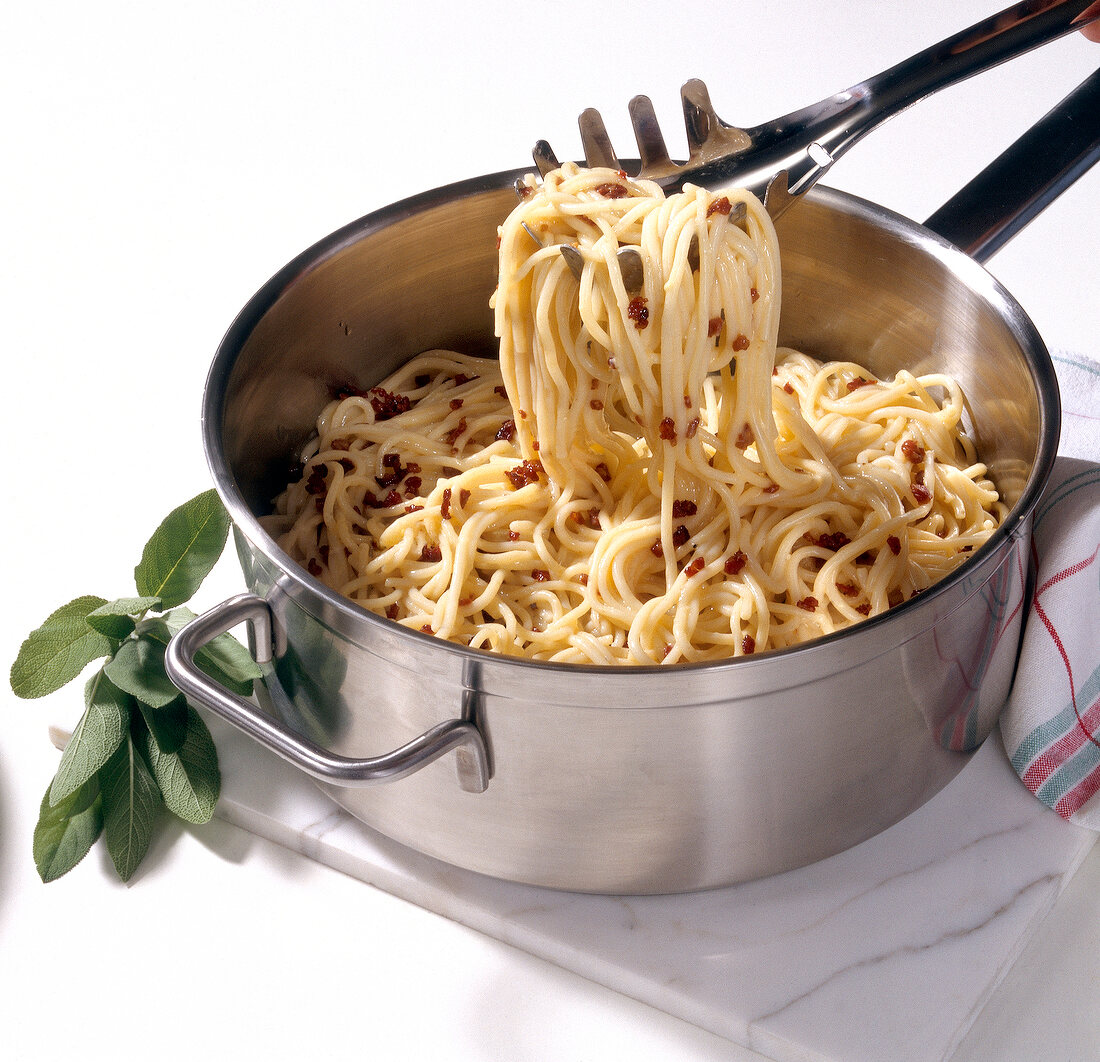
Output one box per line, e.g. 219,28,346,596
267,164,1005,664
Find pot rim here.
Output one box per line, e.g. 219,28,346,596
201,169,1062,678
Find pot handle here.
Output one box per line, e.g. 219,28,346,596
924,65,1100,263
164,593,491,793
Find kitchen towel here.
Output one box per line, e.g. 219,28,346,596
999,350,1100,830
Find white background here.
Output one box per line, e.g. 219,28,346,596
2,2,1097,1060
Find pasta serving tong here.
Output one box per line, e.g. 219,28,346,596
529,0,1100,222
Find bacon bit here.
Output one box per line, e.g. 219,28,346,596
594,461,611,482
595,182,628,198
404,475,423,495
815,531,850,551
532,440,540,451
856,603,872,616
732,333,750,351
404,504,423,514
651,540,664,557
706,195,732,218
911,482,932,505
741,634,756,654
685,556,705,577
419,544,443,563
708,316,723,338
616,169,628,179
449,398,464,411
662,644,673,660
579,573,589,586
901,439,926,463
750,287,759,302
518,409,528,419
363,489,402,510
442,417,467,445
837,582,859,597
376,453,407,486
797,596,819,612
385,604,399,620
368,386,412,420
420,624,434,634
590,379,600,390
508,529,520,541
578,508,602,530
686,416,700,439
531,569,551,582
459,489,471,508
672,499,697,518
496,418,516,442
454,373,477,386
763,483,780,494
415,373,432,388
887,535,901,555
627,296,649,329
458,597,473,607
406,462,421,474
494,384,508,399
505,459,543,490
672,525,690,548
846,376,873,392
307,558,323,577
735,423,754,449
305,465,328,494
517,183,532,199
440,488,452,519
590,398,604,410
724,550,747,575
783,382,795,395
659,417,677,442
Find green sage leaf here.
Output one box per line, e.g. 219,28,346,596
33,776,103,883
100,732,162,882
135,694,189,755
50,670,131,805
134,489,230,609
86,596,163,639
141,705,220,824
10,596,112,699
103,634,180,709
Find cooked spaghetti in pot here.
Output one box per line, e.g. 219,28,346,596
263,163,1005,664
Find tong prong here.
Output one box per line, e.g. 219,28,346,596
579,108,621,170
628,94,672,173
532,140,561,179
681,78,718,154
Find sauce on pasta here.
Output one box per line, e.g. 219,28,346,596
264,164,1005,664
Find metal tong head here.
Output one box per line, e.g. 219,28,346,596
531,78,806,222
526,0,1100,226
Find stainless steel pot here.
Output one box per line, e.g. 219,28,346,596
165,77,1098,894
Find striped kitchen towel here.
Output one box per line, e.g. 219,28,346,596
999,349,1100,831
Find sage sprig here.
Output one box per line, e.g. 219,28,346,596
10,489,261,883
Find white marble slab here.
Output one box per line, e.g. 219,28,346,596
206,715,1094,1062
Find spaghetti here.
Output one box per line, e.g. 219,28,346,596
265,163,1005,663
